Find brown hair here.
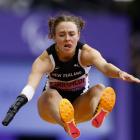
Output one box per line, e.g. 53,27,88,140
48,13,85,39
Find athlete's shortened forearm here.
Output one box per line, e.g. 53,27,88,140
2,94,28,126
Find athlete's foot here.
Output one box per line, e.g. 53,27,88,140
91,87,116,128
59,99,80,139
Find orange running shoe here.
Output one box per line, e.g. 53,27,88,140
59,99,80,139
91,87,116,128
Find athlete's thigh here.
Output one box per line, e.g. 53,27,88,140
72,84,105,123
72,91,93,123
37,89,62,124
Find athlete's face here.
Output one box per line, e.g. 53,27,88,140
53,21,80,55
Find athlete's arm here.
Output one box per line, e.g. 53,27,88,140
81,44,140,83
2,51,53,126
27,51,53,91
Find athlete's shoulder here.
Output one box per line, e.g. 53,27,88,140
82,44,99,54
35,51,54,73
39,50,50,61
80,44,101,66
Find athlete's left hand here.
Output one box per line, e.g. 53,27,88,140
119,71,140,83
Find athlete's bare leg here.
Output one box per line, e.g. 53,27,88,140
37,88,64,127
37,88,80,139
73,84,106,123
37,84,115,137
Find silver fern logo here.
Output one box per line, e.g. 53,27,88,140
74,64,79,67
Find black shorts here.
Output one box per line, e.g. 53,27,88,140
43,87,84,103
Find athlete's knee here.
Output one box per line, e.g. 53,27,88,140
37,89,62,111
89,84,105,96
43,89,62,101
95,84,105,90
